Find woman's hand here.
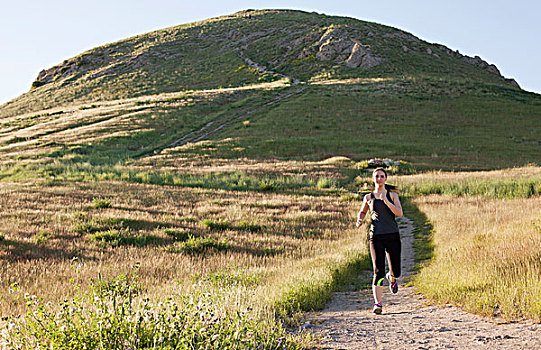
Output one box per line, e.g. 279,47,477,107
356,215,363,227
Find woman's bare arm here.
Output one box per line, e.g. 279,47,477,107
356,194,370,227
384,191,403,217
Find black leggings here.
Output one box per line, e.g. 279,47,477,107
369,232,401,286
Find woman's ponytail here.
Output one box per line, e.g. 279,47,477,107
385,183,399,192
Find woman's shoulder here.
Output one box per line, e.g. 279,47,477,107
388,190,400,200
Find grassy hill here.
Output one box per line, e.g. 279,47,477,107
1,9,539,172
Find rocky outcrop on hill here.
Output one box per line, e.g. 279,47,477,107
32,50,114,89
298,26,384,69
427,43,516,82
456,52,519,87
461,55,500,74
31,43,171,90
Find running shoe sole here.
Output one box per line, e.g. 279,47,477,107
386,272,398,294
373,303,382,314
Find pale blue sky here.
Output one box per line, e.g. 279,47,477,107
1,0,539,105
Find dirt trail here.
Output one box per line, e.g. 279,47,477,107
305,217,541,349
167,51,303,149
168,86,304,148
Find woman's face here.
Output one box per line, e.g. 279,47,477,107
373,170,387,186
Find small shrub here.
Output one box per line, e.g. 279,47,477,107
0,232,5,241
93,197,112,209
303,229,322,237
355,160,370,169
73,220,100,234
34,231,51,245
387,160,416,175
237,221,262,232
166,235,228,254
73,217,124,234
73,211,88,221
340,193,359,201
259,180,277,192
90,228,124,246
202,219,230,231
79,104,97,110
90,228,158,247
180,216,198,223
163,227,192,241
316,177,336,189
260,246,285,256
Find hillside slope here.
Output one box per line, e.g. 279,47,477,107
0,9,539,171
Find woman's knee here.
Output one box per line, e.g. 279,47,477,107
373,270,386,286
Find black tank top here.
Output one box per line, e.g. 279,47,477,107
369,191,399,235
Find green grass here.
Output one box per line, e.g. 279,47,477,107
401,197,434,264
93,197,111,209
6,270,302,349
213,88,540,169
398,172,541,199
165,235,229,255
1,61,538,174
0,163,338,196
34,231,52,245
237,221,263,233
201,219,231,231
163,227,193,241
407,177,541,198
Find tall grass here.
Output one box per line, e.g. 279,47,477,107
412,195,541,321
0,162,338,196
397,166,541,199
402,177,540,199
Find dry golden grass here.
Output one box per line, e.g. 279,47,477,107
396,166,541,185
308,77,395,85
413,194,541,321
0,179,366,318
136,144,347,179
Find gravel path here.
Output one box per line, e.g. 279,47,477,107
304,217,541,349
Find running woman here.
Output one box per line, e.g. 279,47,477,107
356,167,403,314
